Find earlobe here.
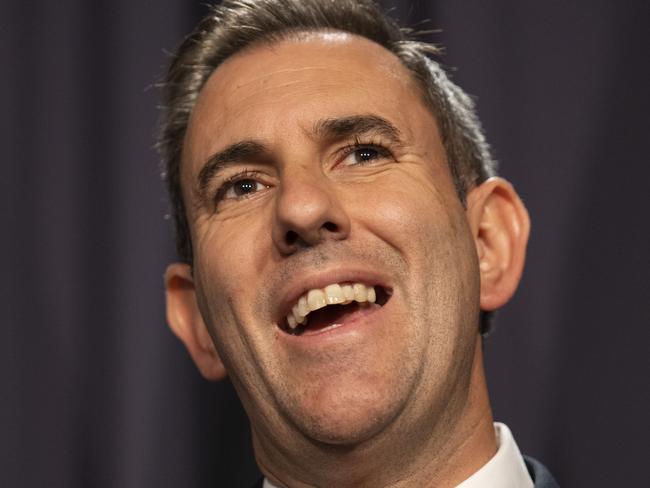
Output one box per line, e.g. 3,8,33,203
466,178,530,311
164,263,228,381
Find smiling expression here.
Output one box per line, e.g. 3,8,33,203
180,32,481,448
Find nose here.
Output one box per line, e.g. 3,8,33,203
272,169,351,255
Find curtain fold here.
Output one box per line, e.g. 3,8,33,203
2,1,646,486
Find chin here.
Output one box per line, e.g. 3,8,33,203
298,410,393,446
286,385,405,446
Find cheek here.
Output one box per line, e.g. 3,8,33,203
191,220,275,383
355,170,463,262
356,170,479,320
196,213,268,284
192,213,274,337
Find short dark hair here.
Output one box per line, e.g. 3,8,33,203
158,0,498,333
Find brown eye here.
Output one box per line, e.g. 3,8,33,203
232,179,258,196
342,144,391,166
355,147,380,162
220,177,268,201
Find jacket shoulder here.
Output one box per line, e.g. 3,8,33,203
524,456,560,488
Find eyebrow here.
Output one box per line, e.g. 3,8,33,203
195,115,402,197
313,114,401,144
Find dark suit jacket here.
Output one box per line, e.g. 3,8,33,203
524,456,560,487
250,456,558,487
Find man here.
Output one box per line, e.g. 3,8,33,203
159,0,558,486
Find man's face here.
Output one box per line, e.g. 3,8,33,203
180,33,481,447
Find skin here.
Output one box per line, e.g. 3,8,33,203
165,32,530,487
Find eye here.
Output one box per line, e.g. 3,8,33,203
224,178,267,199
228,178,263,197
341,144,391,166
216,173,269,203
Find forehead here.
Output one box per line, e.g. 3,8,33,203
183,32,435,173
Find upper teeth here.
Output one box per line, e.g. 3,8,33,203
286,283,377,329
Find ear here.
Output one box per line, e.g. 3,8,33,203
164,263,228,381
466,177,530,311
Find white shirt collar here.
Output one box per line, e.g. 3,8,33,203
456,422,533,488
263,422,533,488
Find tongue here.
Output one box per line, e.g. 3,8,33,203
303,302,377,334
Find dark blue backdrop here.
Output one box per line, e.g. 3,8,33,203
2,1,647,486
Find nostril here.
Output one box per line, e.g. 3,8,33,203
285,230,299,245
323,221,338,232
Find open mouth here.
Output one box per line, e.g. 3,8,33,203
279,283,392,336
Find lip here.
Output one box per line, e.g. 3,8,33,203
281,297,390,346
274,266,393,327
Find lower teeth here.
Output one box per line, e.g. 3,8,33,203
287,302,379,335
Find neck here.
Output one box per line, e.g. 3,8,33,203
254,336,496,488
